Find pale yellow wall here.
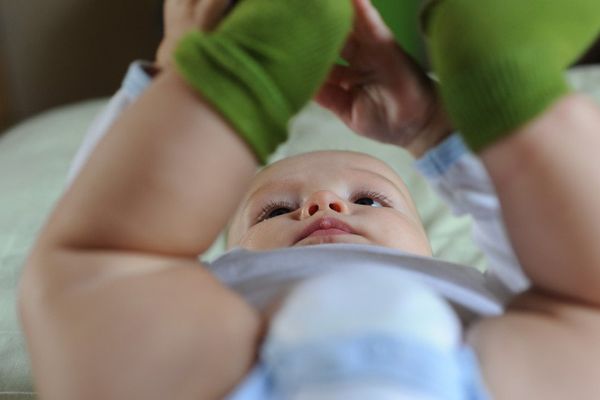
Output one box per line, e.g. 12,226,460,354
0,0,162,128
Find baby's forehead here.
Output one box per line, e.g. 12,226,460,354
251,151,406,192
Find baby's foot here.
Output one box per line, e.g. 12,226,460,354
424,0,600,151
175,0,353,162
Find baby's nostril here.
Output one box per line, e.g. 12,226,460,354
329,203,341,212
309,204,319,215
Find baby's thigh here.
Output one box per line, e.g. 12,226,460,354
468,291,600,399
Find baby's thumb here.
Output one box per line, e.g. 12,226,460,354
195,0,232,31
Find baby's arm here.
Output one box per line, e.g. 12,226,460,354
425,0,600,397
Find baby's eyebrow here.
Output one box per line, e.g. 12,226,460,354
243,179,301,207
348,168,410,203
243,169,408,211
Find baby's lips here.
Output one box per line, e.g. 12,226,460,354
295,216,355,244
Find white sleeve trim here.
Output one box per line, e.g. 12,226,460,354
415,134,530,302
66,61,154,185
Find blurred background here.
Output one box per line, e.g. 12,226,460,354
0,0,598,132
0,0,163,132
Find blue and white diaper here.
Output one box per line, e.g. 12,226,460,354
224,266,491,400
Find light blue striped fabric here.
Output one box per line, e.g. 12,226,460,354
227,335,490,400
414,133,470,179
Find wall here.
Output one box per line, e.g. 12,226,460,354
0,51,9,130
0,0,162,129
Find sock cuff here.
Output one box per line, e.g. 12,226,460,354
173,0,353,164
438,54,570,151
175,31,291,164
425,0,599,152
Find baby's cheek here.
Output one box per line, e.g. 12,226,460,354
237,228,264,249
239,221,293,250
381,217,431,256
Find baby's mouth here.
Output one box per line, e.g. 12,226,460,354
294,217,356,244
306,228,351,238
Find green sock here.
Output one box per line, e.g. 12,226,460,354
424,0,600,151
174,0,353,163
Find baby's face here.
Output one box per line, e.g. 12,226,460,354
228,151,432,256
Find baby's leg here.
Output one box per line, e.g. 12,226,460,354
470,94,600,399
425,0,600,310
481,95,600,306
425,0,600,397
425,0,600,151
259,267,483,400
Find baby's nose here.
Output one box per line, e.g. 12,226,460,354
304,191,348,217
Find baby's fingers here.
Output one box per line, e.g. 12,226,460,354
351,0,394,42
194,0,232,31
315,82,353,123
325,65,365,89
342,0,395,66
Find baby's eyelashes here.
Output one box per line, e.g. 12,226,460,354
256,200,298,223
266,207,294,219
350,190,392,208
255,191,392,224
354,197,385,208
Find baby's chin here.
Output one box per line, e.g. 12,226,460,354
229,233,372,251
293,233,372,247
292,233,432,256
229,231,433,258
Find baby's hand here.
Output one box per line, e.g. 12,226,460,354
155,0,231,71
316,0,452,157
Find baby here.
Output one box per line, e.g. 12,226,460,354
19,0,600,399
211,150,502,399
227,151,431,254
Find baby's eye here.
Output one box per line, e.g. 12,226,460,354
354,197,384,208
352,191,392,208
266,207,293,219
256,201,297,223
